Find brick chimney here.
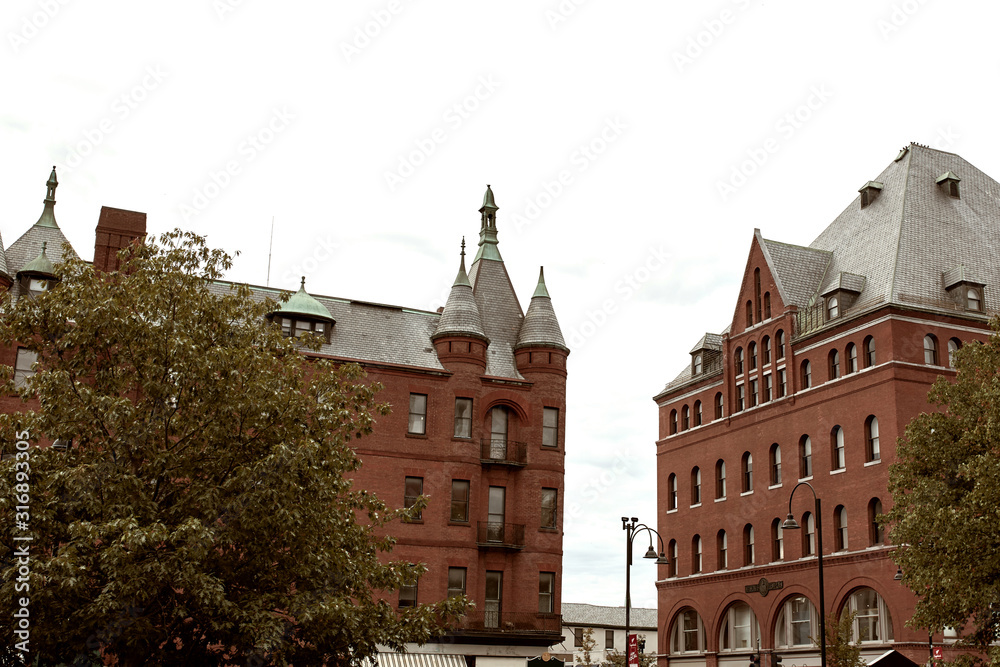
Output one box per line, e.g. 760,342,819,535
94,206,147,272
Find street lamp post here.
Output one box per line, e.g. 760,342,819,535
622,517,670,666
782,482,827,667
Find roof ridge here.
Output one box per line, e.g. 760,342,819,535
887,143,915,304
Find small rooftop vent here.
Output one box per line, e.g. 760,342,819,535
858,181,884,209
936,171,961,199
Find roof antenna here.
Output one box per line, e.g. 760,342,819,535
266,215,275,287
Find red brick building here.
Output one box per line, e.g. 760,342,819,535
3,174,568,667
653,144,995,667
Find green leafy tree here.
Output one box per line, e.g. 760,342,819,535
578,627,598,665
0,231,467,666
826,612,866,667
885,320,1000,665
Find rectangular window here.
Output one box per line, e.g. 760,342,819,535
451,480,470,522
14,348,37,389
404,476,423,520
538,572,555,613
606,629,615,649
543,407,559,447
541,488,558,529
454,398,472,438
778,368,787,398
749,379,759,407
574,628,584,648
447,567,467,598
399,577,417,607
408,393,427,435
736,384,745,411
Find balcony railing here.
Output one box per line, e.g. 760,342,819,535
451,611,562,635
479,438,527,467
476,521,525,549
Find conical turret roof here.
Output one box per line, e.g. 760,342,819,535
516,267,568,351
433,240,488,342
270,277,335,322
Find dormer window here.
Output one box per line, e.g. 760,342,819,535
693,353,703,375
936,171,961,199
267,277,336,344
858,181,884,209
967,287,982,312
827,296,839,320
277,316,329,342
942,266,985,313
28,278,50,296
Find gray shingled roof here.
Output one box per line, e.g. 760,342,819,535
759,235,831,309
561,603,657,629
434,263,488,342
469,257,525,379
6,208,79,299
516,287,568,351
689,332,722,354
0,230,8,278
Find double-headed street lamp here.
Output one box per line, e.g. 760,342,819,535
782,481,827,667
622,517,669,665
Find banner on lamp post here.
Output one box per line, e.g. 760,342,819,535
628,633,639,666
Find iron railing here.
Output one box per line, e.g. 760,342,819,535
479,438,527,466
476,521,525,549
452,611,562,635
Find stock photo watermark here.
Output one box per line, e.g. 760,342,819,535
213,0,247,20
671,0,752,73
7,0,71,53
877,0,931,40
179,106,295,222
9,430,32,660
544,0,589,30
278,234,339,287
715,84,834,202
383,75,500,192
340,0,414,63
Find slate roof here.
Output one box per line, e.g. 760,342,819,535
434,254,488,342
561,603,657,629
516,268,568,351
758,235,831,309
6,172,79,298
469,256,525,379
689,332,723,354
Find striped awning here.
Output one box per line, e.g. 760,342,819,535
377,653,467,667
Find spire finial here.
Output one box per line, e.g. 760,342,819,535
41,241,47,255
460,236,466,260
532,266,550,298
300,275,306,290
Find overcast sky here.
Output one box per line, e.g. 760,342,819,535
3,0,1000,612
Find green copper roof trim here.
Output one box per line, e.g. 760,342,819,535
19,242,57,277
936,170,961,183
271,277,335,321
858,181,884,192
480,184,498,211
474,184,503,262
34,166,60,229
454,237,472,287
532,267,550,298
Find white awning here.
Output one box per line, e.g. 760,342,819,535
377,653,467,667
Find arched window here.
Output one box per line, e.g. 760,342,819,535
967,287,982,312
924,334,938,365
668,474,678,511
835,505,848,551
771,518,784,561
741,452,753,493
847,343,858,373
720,602,760,651
769,443,782,486
749,342,758,370
829,349,840,379
716,460,726,499
776,330,786,359
799,435,813,479
803,512,815,556
668,539,678,578
682,405,690,431
694,400,703,426
868,498,884,545
762,336,771,365
670,608,705,654
864,335,876,367
743,524,755,565
844,588,894,643
737,384,745,412
717,530,727,570
693,353,703,374
801,360,812,388
715,393,724,420
746,301,753,328
670,410,678,435
948,338,961,368
691,467,702,505
735,348,744,375
866,416,880,462
775,596,818,648
827,296,840,320
692,535,702,574
832,426,845,470
764,292,772,319
754,269,762,323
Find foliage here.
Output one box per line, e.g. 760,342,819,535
602,634,656,667
885,319,1000,664
825,612,866,667
580,627,598,665
0,231,467,666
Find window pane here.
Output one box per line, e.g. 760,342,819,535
454,398,472,438
405,476,423,520
409,394,427,434
451,480,469,522
543,407,559,446
541,488,558,528
14,348,38,388
448,567,467,598
538,572,555,613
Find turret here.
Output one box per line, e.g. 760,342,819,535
514,267,569,375
432,239,489,370
267,277,335,342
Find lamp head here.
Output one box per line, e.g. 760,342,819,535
655,552,670,565
643,545,658,559
782,513,800,530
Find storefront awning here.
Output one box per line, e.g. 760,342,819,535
377,652,467,667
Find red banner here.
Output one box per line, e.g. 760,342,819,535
628,634,639,666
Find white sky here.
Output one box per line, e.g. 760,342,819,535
3,0,1000,612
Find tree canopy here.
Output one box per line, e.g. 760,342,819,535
0,230,466,666
886,321,1000,664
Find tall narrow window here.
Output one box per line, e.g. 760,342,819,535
717,530,728,570
538,572,555,614
967,287,982,312
694,400,703,426
735,348,744,375
692,535,702,573
691,467,702,505
451,480,470,522
669,539,678,578
832,426,845,470
865,335,876,367
771,518,784,561
606,630,615,650
827,296,839,320
778,368,787,398
485,571,502,629
404,477,424,520
715,393,724,420
762,336,771,364
749,379,758,408
454,398,473,438
776,330,786,359
408,393,428,435
764,292,772,319
741,452,753,493
746,301,753,328
737,384,745,412
682,405,690,430
769,443,782,486
847,343,858,373
693,353,703,374
754,269,762,322
868,498,884,545
670,410,678,435
763,374,772,402
13,348,37,389
543,407,559,447
447,567,467,598
800,436,812,478
801,360,812,389
948,338,961,368
749,342,758,370
743,524,755,565
668,474,678,511
835,505,848,551
716,460,726,499
541,488,558,528
829,349,840,379
803,512,816,556
924,335,938,365
866,416,880,462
